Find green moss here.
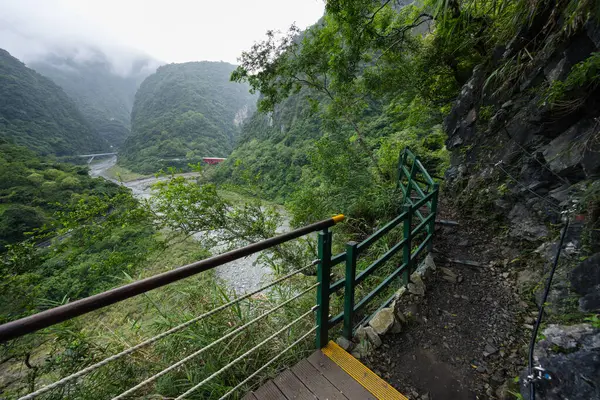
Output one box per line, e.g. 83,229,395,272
545,52,600,106
476,105,496,131
584,314,600,328
498,183,510,195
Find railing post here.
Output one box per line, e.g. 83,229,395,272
397,148,407,192
428,183,440,251
316,229,332,348
342,241,358,340
404,156,417,206
402,204,413,283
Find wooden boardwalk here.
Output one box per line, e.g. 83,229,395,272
243,341,407,400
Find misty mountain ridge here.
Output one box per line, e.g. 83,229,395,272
27,44,161,78
0,48,108,155
0,16,161,78
28,45,162,147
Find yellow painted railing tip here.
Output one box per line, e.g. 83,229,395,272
332,214,345,223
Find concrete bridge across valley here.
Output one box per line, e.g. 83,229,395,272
76,152,118,163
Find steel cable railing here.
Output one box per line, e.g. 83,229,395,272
111,282,319,399
2,148,444,399
173,309,316,400
18,261,319,400
1,215,343,343
218,326,318,399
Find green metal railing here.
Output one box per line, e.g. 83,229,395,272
315,148,439,344
0,148,439,399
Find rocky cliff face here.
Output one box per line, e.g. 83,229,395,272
443,6,599,399
445,19,599,233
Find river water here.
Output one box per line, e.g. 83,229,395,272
89,156,272,293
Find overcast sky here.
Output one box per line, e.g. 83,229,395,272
0,0,324,67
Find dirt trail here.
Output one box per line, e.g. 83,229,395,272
363,201,532,399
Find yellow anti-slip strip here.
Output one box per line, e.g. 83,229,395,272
322,341,408,400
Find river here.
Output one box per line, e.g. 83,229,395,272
89,156,272,294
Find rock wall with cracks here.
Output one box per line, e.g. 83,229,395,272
443,5,600,400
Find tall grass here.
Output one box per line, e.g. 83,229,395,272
1,237,318,400
1,210,430,400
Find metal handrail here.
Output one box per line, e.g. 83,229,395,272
3,147,439,400
354,238,408,286
112,287,319,399
174,309,316,399
329,211,409,294
16,263,320,400
319,148,440,342
0,215,344,342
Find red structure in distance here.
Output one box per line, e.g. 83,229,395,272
202,157,226,165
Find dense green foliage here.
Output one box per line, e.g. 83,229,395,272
223,0,595,230
0,49,108,156
545,51,600,106
0,165,317,398
215,89,323,200
0,140,119,250
3,0,598,398
219,0,459,223
30,50,158,148
120,62,257,173
0,140,155,321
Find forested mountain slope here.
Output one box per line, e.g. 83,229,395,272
0,138,157,324
0,140,120,251
214,89,323,200
30,48,159,147
119,61,257,173
0,48,107,155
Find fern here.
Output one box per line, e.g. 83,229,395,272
584,314,600,329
